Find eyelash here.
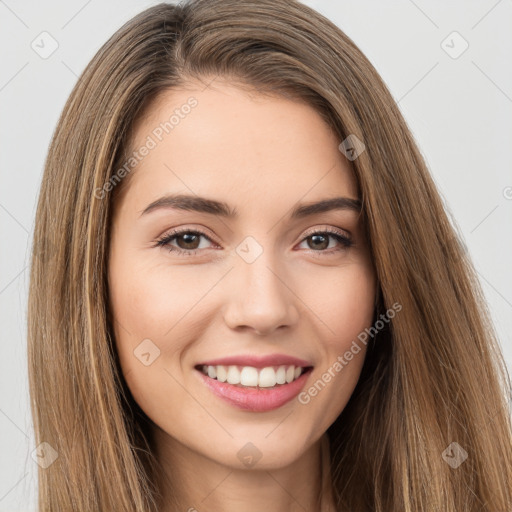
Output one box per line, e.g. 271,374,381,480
154,227,353,257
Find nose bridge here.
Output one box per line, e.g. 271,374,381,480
223,234,299,334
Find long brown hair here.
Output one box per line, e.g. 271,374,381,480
27,1,512,510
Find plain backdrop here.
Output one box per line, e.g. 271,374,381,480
1,0,511,509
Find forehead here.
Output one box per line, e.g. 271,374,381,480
120,81,359,216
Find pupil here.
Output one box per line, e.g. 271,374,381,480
179,233,199,249
310,234,328,250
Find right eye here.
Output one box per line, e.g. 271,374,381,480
155,228,218,256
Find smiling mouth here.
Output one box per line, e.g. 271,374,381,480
194,364,314,389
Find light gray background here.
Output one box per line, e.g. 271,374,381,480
1,0,511,509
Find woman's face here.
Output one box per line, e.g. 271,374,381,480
108,80,376,471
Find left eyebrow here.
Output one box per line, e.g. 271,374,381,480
138,194,362,219
289,196,362,218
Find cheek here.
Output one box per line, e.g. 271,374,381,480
108,264,195,423
109,254,212,342
294,261,375,417
108,254,225,411
301,260,376,347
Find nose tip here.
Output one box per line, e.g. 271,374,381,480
222,261,300,335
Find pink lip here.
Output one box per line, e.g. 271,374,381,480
196,368,313,412
196,354,313,369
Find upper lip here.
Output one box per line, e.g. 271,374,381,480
196,354,314,369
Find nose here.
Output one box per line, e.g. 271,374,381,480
223,249,300,336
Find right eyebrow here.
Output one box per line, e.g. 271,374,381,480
139,194,238,218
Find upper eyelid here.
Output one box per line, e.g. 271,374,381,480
302,225,351,238
158,226,218,245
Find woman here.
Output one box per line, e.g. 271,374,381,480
27,0,512,510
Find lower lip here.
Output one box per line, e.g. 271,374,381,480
196,368,313,412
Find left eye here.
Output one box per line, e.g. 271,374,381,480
298,231,353,252
155,228,353,256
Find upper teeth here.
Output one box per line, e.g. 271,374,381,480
201,364,305,387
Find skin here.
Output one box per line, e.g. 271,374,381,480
108,79,377,512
